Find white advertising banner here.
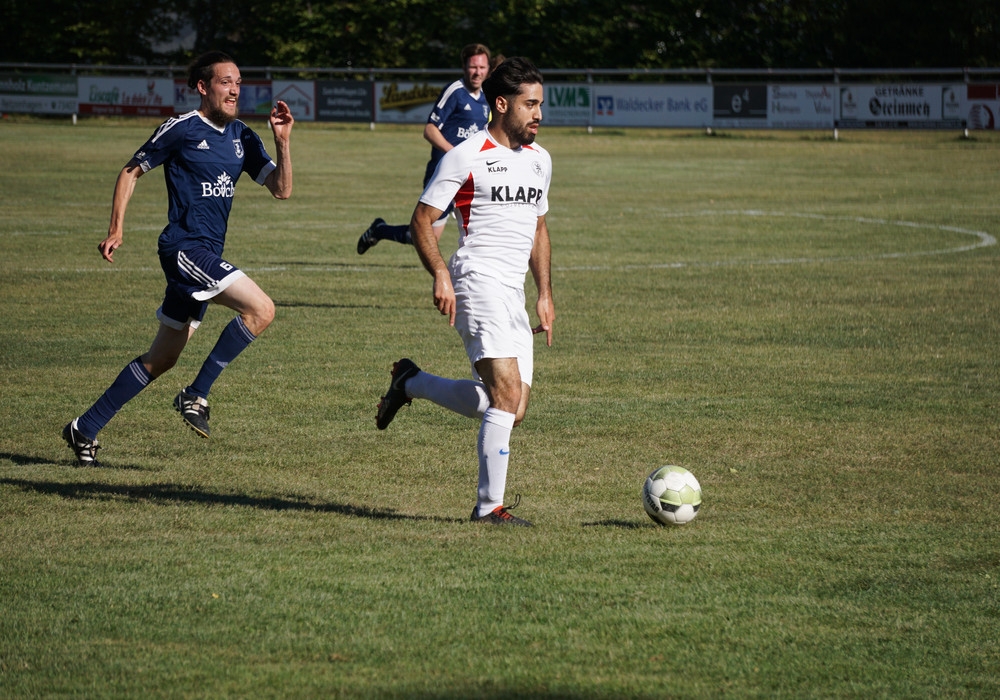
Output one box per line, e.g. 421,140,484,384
374,81,445,124
966,84,999,130
592,84,712,127
836,84,966,129
273,81,315,122
77,77,174,116
766,84,835,129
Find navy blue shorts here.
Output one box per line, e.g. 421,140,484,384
156,248,246,330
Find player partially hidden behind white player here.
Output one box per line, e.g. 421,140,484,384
356,43,491,254
62,51,294,466
376,57,554,527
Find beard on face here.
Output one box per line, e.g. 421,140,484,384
502,117,537,148
205,101,238,127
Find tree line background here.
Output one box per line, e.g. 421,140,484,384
3,0,998,71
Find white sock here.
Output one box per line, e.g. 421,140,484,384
476,407,516,516
406,371,490,419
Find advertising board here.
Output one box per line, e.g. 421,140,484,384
592,84,712,127
766,84,835,129
316,80,373,122
374,81,445,124
836,84,965,129
0,73,77,114
77,77,174,117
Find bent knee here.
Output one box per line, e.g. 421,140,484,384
245,297,275,335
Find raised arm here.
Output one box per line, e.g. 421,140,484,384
98,160,144,263
264,100,293,199
529,215,555,346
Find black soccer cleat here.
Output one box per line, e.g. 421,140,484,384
375,358,420,430
62,418,100,467
357,217,385,255
174,390,211,438
470,495,533,527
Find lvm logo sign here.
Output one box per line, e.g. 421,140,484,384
545,84,592,125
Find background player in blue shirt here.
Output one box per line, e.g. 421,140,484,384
62,51,294,466
356,43,491,254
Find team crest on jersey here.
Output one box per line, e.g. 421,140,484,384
533,161,544,178
233,139,244,159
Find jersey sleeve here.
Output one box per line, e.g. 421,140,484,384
419,145,468,212
240,127,276,185
134,117,185,172
426,83,458,131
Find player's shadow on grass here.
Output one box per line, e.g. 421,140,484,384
273,300,391,310
0,451,148,471
269,260,420,274
0,477,464,524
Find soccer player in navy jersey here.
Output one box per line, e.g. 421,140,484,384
62,51,293,466
356,43,492,254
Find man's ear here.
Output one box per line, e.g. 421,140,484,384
196,80,209,97
494,95,509,115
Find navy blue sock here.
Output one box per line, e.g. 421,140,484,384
376,223,412,244
187,316,257,399
77,357,153,439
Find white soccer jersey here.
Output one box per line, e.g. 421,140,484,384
420,129,552,288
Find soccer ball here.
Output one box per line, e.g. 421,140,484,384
642,465,702,525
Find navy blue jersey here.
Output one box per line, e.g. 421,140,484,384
424,80,490,183
133,111,276,256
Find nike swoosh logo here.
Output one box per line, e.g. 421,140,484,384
391,365,415,391
499,448,510,455
486,160,500,166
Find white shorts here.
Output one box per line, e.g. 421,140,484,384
453,271,534,387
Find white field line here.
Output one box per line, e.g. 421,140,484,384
9,211,996,274
558,210,996,272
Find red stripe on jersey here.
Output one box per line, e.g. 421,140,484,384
480,139,498,152
455,173,475,237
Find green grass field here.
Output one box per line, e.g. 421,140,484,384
2,118,999,698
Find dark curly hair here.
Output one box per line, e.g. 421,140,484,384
187,51,236,90
482,57,543,111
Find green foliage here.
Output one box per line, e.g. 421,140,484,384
1,120,1000,696
3,0,999,68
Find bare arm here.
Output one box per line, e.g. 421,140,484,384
99,160,144,263
423,122,453,155
529,215,555,346
263,100,293,199
410,201,456,325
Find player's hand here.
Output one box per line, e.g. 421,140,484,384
432,271,456,326
98,233,123,263
534,297,555,346
270,100,294,139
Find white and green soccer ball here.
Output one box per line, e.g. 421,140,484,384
642,465,702,525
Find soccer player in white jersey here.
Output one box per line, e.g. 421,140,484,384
62,51,293,466
356,43,492,254
375,58,553,526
